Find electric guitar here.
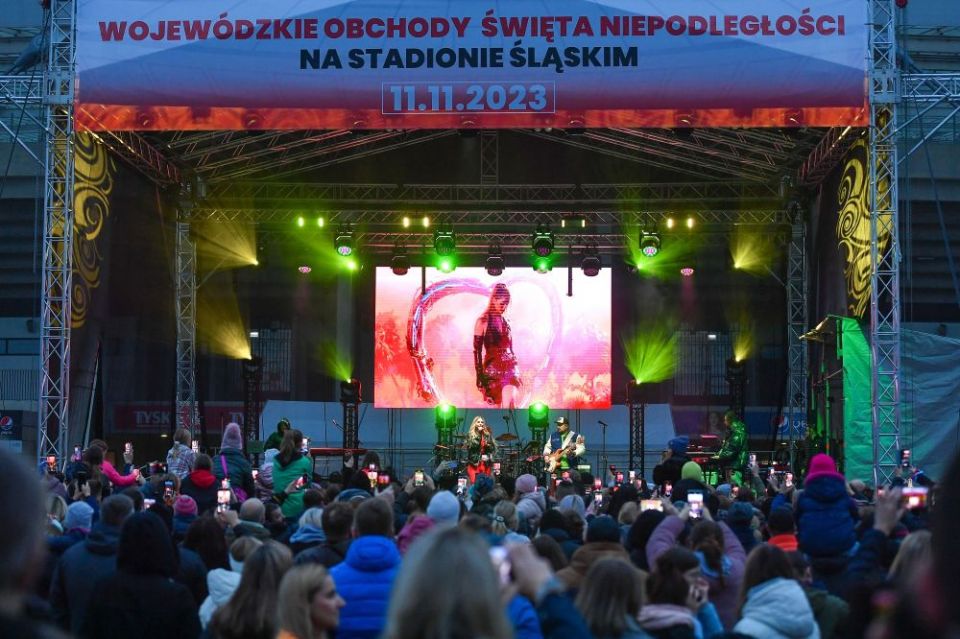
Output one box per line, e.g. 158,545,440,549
545,435,584,473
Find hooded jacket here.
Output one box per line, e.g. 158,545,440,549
179,469,218,515
199,568,241,629
49,523,123,634
212,448,255,502
796,475,858,557
330,535,402,639
733,578,821,639
556,542,633,593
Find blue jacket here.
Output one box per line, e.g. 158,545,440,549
508,594,543,639
796,475,858,557
330,535,401,639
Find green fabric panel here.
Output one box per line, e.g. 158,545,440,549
841,317,873,481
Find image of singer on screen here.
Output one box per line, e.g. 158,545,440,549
473,283,522,408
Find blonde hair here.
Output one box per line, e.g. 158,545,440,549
618,502,639,526
384,528,512,639
229,536,262,563
276,564,332,639
47,493,68,523
491,500,518,537
889,529,932,583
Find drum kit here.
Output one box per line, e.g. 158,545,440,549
430,430,541,476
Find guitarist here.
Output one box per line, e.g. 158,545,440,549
542,416,586,473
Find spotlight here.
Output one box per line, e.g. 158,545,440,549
249,330,260,338
433,226,456,256
561,216,586,229
680,266,695,277
296,216,306,228
435,402,457,430
334,225,353,257
391,244,409,275
532,223,554,257
665,217,675,230
533,256,552,273
402,216,411,228
422,216,431,228
581,242,601,277
528,402,549,436
486,243,505,277
640,230,661,257
686,216,695,229
340,378,362,404
707,333,718,341
298,265,312,274
437,256,456,273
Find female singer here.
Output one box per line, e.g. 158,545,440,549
464,416,498,483
473,283,522,408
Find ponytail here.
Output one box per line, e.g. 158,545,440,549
690,521,726,588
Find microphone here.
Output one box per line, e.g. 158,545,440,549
598,420,608,427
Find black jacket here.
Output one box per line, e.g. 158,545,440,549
49,523,122,634
80,571,200,639
293,539,352,569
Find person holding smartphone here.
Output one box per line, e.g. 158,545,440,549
272,429,314,521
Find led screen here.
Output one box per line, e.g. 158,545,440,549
374,267,611,409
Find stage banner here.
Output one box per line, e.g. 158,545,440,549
76,0,868,131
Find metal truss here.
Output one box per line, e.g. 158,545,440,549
0,76,45,104
797,127,863,187
175,208,198,436
901,73,960,101
868,0,902,487
628,402,645,477
785,211,808,469
37,0,75,465
80,125,182,185
480,130,498,185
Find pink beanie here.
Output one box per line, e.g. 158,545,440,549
516,474,538,495
805,453,844,484
174,494,198,517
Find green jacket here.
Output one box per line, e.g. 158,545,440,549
273,453,313,520
717,420,749,472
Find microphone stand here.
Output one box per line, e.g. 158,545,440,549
597,420,609,477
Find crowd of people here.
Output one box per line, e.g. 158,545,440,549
3,419,958,639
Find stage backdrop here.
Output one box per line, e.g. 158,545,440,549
374,267,611,409
76,0,867,130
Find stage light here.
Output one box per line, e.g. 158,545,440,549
686,216,695,229
680,266,695,277
344,258,359,272
707,333,718,341
335,225,353,257
317,216,325,228
533,256,552,273
402,216,411,228
298,265,312,274
640,230,661,257
391,244,409,275
581,243,601,277
561,216,586,229
297,216,305,228
433,226,456,256
665,217,675,230
528,402,549,437
623,322,678,384
486,243,505,277
422,216,431,228
529,402,549,419
249,330,260,338
532,223,554,257
435,402,457,430
437,256,456,273
340,378,362,404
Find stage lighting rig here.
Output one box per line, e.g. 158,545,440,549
581,242,601,277
435,403,457,430
433,224,456,256
486,242,505,277
340,378,362,404
335,225,354,257
532,223,554,257
640,229,661,257
391,243,409,276
528,402,549,442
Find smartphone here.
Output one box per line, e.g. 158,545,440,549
143,498,156,509
301,473,311,488
46,455,57,471
489,546,511,585
163,487,175,504
492,462,501,476
615,471,624,483
593,478,602,491
749,453,757,465
732,485,740,498
900,449,911,470
414,470,425,487
457,477,468,495
378,473,390,486
785,472,794,488
367,471,378,489
191,440,199,453
688,492,704,519
296,475,306,489
629,470,636,482
216,487,231,512
252,469,259,481
593,491,603,507
73,445,82,461
903,486,928,509
640,499,663,512
664,482,673,497
369,463,377,471
124,442,133,455
76,470,88,487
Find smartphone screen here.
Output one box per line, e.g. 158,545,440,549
664,482,673,497
688,492,704,519
903,486,928,509
378,474,390,486
732,485,740,497
252,469,259,481
217,488,231,512
46,455,57,469
900,449,911,469
749,453,757,465
367,471,377,489
143,498,156,509
593,491,603,507
615,471,624,483
296,475,306,489
457,477,467,495
489,546,511,585
124,442,132,455
414,470,425,486
191,440,199,453
640,499,663,512
785,472,794,488
629,470,636,482
492,463,501,476
593,478,602,491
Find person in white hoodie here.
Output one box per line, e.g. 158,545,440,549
199,536,262,628
734,545,821,639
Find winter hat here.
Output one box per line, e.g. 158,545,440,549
427,491,461,527
716,484,732,498
681,461,703,482
516,474,538,495
174,495,198,517
64,501,94,531
586,515,621,543
805,453,844,484
558,494,586,520
221,422,243,450
727,501,755,526
669,436,690,455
